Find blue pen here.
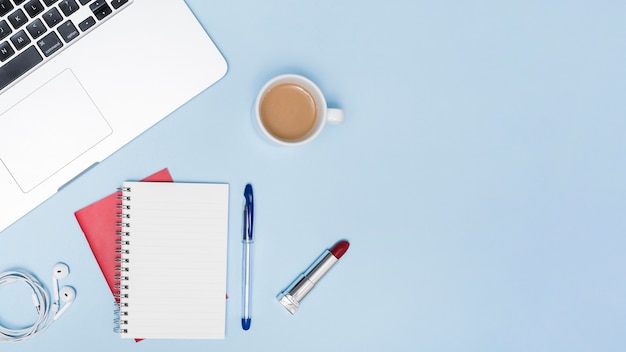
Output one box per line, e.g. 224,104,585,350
241,184,254,330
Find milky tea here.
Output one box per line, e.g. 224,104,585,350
258,83,318,142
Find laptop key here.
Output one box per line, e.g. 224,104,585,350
110,0,128,10
90,1,112,20
24,0,45,18
42,8,63,28
78,16,95,32
8,8,27,29
0,20,11,41
37,31,63,57
58,20,79,43
0,0,14,17
59,0,79,17
10,29,30,50
0,45,43,90
26,18,46,39
0,40,15,62
43,0,60,5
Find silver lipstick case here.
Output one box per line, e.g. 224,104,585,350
277,250,338,314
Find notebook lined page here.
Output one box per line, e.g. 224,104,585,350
119,182,229,339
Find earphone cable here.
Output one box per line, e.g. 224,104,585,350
0,271,56,342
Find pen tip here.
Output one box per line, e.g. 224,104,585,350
242,318,251,330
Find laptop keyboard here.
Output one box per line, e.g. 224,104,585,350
0,0,132,91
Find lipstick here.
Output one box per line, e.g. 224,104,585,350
277,240,350,314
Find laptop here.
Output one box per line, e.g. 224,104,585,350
0,0,227,232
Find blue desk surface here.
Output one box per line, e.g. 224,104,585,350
1,1,625,351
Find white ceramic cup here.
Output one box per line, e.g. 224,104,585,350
254,74,344,146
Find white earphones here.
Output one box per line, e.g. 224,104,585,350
51,263,75,320
0,263,77,341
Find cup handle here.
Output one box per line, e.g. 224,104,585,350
327,108,344,124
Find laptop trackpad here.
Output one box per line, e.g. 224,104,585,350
0,70,112,193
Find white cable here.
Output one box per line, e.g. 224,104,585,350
0,271,57,342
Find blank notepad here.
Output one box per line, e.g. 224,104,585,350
117,182,229,339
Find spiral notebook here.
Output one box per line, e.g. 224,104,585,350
115,181,229,340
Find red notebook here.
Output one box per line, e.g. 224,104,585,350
74,169,172,342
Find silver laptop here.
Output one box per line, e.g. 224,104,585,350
0,0,227,232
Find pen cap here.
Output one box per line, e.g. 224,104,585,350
243,184,254,241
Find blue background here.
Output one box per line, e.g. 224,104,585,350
1,0,625,351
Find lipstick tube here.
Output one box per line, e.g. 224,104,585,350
277,240,349,314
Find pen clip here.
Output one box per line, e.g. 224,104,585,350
243,184,254,241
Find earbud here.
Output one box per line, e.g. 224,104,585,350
52,263,69,305
50,263,75,321
53,286,76,320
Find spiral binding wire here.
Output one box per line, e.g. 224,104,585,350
113,186,131,334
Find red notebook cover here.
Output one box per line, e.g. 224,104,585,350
74,168,172,341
